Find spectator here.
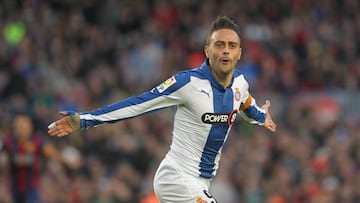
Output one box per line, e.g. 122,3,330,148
0,113,66,203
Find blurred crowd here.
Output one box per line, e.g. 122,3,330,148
1,0,360,202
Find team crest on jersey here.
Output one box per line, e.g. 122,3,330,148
234,87,241,102
156,76,176,93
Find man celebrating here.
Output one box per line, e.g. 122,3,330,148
48,16,276,203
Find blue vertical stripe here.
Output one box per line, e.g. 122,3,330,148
199,87,234,178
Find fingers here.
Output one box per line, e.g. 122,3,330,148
48,122,56,129
59,111,76,116
266,100,271,107
48,117,74,137
261,100,271,111
48,111,80,137
48,125,73,137
266,119,277,132
59,111,68,116
262,100,277,132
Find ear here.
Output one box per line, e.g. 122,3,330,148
238,47,242,60
204,45,209,58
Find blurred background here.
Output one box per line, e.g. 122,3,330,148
0,0,360,203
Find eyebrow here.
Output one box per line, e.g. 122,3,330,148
214,40,239,46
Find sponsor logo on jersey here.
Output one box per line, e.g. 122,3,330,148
234,87,241,102
156,76,176,93
202,110,238,125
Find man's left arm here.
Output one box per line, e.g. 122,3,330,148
239,95,276,132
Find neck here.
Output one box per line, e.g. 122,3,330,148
211,69,233,88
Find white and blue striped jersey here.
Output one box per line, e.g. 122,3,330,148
79,60,266,179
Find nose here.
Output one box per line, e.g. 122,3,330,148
223,46,229,54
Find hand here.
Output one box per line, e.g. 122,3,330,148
261,100,277,132
48,111,80,137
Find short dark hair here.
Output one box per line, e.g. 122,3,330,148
206,16,241,45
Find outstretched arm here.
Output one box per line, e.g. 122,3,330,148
48,111,80,137
48,73,193,137
239,96,277,133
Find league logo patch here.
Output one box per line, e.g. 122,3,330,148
156,76,176,93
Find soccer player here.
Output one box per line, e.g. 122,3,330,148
48,16,276,203
1,114,67,203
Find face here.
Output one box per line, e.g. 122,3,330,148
204,29,242,80
13,115,33,140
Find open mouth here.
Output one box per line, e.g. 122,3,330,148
221,58,230,64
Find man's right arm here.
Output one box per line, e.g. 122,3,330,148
48,73,191,137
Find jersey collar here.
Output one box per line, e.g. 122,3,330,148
200,59,234,91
